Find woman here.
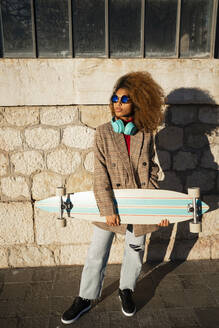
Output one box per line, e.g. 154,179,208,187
61,71,169,325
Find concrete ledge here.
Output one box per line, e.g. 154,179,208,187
0,58,219,106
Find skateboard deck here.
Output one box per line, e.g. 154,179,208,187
35,188,209,225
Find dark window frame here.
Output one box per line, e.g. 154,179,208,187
0,0,218,58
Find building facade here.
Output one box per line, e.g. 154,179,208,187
0,0,218,267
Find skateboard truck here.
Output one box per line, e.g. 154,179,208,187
188,187,202,233
56,187,71,228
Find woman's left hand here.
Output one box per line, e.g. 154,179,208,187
158,219,169,227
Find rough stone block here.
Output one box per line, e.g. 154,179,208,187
202,195,219,237
158,171,183,192
199,106,219,124
54,240,123,265
0,153,8,176
11,151,44,175
35,207,93,245
0,248,8,267
173,151,198,171
200,144,219,170
179,238,211,260
218,173,219,192
146,238,211,261
0,202,33,245
66,170,93,193
211,236,219,259
80,105,111,128
145,238,175,262
0,128,22,151
170,105,198,125
84,152,94,173
0,107,6,126
46,148,81,174
25,127,60,150
156,150,171,171
186,170,216,192
32,171,63,200
204,130,219,147
209,127,219,144
62,126,94,149
40,106,78,126
1,176,30,200
4,107,39,126
185,124,214,149
201,210,219,237
8,246,56,267
108,240,124,264
157,127,183,151
156,221,198,242
203,194,219,210
54,245,89,265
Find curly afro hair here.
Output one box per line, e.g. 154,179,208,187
110,71,165,132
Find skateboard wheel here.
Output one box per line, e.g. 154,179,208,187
190,222,202,233
56,218,66,228
188,187,200,198
56,187,66,197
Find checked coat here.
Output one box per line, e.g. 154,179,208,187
93,121,160,237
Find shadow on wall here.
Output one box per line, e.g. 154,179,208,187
131,88,219,311
147,87,218,263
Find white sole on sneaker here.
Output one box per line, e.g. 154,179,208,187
61,304,91,324
121,307,136,317
119,296,136,317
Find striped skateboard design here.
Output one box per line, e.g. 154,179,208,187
36,188,209,228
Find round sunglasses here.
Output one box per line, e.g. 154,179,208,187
111,94,131,104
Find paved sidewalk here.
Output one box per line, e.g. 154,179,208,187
0,260,219,328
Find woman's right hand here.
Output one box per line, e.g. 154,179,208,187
106,214,120,226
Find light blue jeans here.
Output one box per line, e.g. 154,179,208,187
79,225,146,300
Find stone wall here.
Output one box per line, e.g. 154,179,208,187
0,58,218,267
153,103,219,262
0,102,218,267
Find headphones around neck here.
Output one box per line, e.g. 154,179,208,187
111,117,138,135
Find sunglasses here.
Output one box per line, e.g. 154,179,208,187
111,94,131,104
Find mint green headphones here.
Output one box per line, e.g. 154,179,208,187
111,117,138,135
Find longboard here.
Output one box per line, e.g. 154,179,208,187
35,188,209,233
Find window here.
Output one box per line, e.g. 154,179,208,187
35,0,71,58
1,0,34,57
0,0,218,58
72,0,105,57
145,0,178,57
180,0,214,58
109,0,142,57
216,8,219,58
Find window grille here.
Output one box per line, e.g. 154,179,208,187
0,0,218,58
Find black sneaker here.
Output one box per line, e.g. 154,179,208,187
119,289,136,317
61,296,91,324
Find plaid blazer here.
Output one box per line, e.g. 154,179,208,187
93,121,160,237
